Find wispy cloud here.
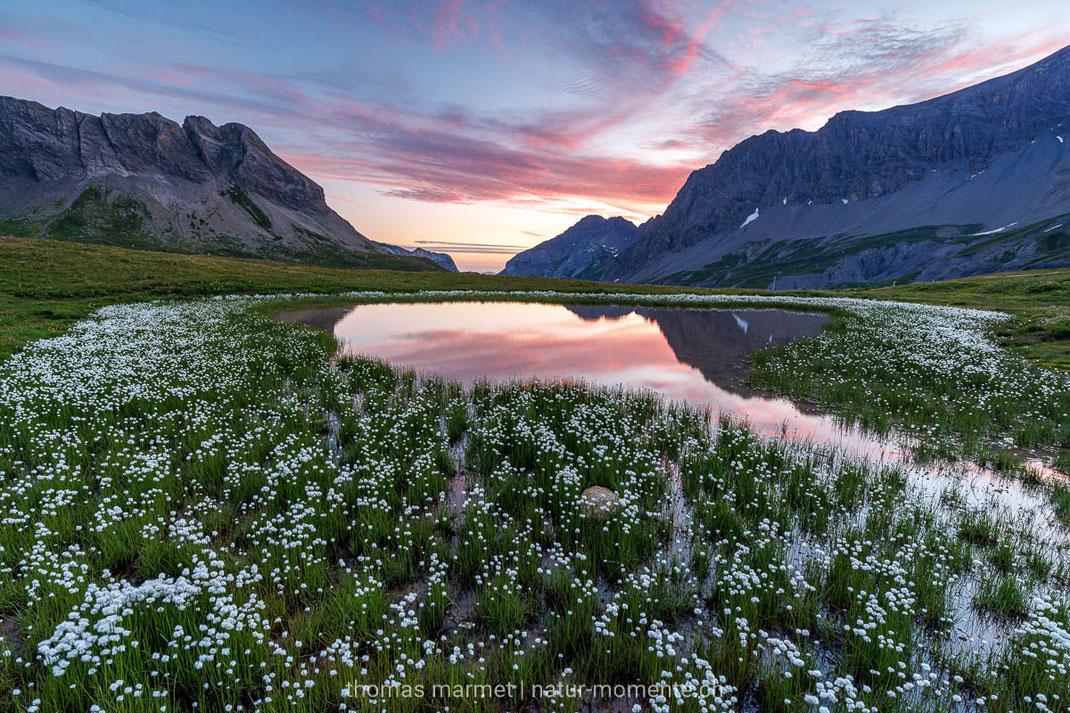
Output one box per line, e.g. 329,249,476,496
348,0,509,50
690,18,1066,147
284,135,692,209
411,240,521,255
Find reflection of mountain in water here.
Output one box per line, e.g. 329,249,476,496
276,303,829,399
565,305,828,392
275,307,353,333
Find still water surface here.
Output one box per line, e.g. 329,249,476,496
276,301,899,459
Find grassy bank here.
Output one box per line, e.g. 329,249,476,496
252,289,1069,474
2,237,1068,471
0,237,713,361
850,270,1070,370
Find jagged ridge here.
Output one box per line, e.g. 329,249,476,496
509,45,1070,287
500,215,639,279
0,96,454,270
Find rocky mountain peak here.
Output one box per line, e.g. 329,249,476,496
0,96,454,270
500,214,639,279
507,45,1070,288
596,43,1070,282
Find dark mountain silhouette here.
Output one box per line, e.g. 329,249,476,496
565,305,828,390
500,215,639,279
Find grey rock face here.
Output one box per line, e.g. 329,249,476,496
500,215,638,278
626,131,1070,288
0,96,439,269
605,44,1070,283
578,486,620,520
510,45,1070,287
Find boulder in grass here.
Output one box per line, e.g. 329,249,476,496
579,486,620,520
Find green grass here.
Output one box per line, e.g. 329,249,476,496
1,236,1067,479
0,221,1067,712
658,216,1069,297
974,573,1030,619
1052,483,1070,525
0,236,740,361
663,224,980,288
221,184,273,231
47,184,152,246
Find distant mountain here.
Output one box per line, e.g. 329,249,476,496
513,45,1070,288
373,241,458,271
501,215,638,279
0,96,455,271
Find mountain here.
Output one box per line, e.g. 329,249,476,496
0,96,455,271
511,45,1070,288
500,215,639,279
372,241,458,271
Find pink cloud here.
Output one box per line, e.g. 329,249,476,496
4,4,1067,235
0,26,50,49
334,0,508,50
283,134,691,210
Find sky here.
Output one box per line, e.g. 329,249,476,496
2,1,1068,272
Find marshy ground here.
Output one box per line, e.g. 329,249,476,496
0,286,1067,712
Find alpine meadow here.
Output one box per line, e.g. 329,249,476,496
2,2,1070,712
